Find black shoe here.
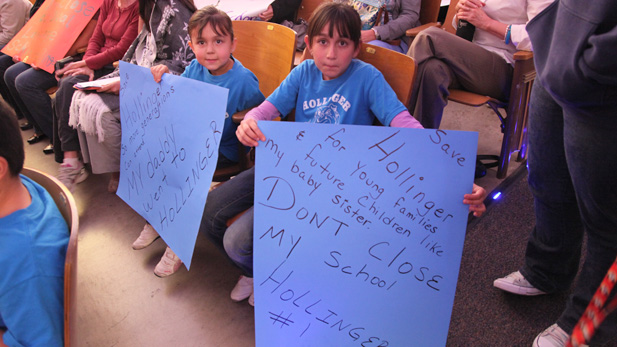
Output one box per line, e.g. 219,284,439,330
20,122,33,131
27,133,46,144
43,144,54,154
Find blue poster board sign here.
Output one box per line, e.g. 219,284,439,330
254,122,478,346
117,61,228,269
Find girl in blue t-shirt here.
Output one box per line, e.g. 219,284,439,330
204,2,487,306
133,6,265,277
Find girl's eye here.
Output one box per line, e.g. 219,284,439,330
197,40,205,45
318,39,327,45
339,40,348,47
216,39,222,44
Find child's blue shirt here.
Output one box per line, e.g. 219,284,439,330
181,58,265,162
267,59,406,126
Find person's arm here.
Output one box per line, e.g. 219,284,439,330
267,0,302,23
236,101,281,147
369,0,421,41
390,110,423,129
84,2,139,70
509,0,553,50
0,0,29,47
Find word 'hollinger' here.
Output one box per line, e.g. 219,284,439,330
302,94,351,112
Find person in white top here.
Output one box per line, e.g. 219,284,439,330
406,0,553,129
0,0,31,49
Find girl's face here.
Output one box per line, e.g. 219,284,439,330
305,23,359,81
189,23,236,76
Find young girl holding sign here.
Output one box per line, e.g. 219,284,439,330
202,2,487,306
135,6,265,277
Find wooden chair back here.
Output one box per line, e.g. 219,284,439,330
215,21,296,181
357,43,417,106
442,0,459,34
232,20,296,98
419,0,442,25
21,167,79,347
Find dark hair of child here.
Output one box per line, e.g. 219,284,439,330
306,2,362,48
0,99,24,177
188,5,234,41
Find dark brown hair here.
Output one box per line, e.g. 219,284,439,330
306,2,361,48
188,6,234,41
0,99,24,176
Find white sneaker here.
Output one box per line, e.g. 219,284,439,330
248,291,254,307
153,247,182,277
494,271,547,296
230,275,253,302
132,224,160,250
57,162,88,193
533,324,587,347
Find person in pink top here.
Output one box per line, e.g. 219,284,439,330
54,0,139,191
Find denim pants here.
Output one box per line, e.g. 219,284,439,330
5,62,58,138
520,82,617,341
200,166,255,277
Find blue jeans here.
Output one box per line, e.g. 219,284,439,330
366,39,408,54
200,166,255,277
5,62,58,139
520,82,617,341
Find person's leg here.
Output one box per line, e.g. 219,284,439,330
519,82,584,294
366,39,407,53
407,27,512,128
0,54,18,114
553,98,617,342
223,206,254,277
200,166,256,253
55,74,92,191
5,63,44,135
56,75,90,154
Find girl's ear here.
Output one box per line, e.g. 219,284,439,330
304,35,311,49
230,37,237,54
353,43,361,58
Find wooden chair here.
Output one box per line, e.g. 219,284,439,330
21,167,79,347
212,20,296,182
406,0,535,178
357,43,416,106
405,0,443,39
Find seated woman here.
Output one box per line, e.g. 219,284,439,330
360,0,421,53
54,0,140,191
68,0,197,193
1,0,95,153
258,0,302,23
406,0,552,129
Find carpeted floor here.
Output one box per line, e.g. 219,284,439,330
447,168,576,346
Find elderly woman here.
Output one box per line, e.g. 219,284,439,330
360,0,421,53
406,0,553,129
67,0,196,193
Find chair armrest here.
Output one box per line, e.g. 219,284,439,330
232,108,252,124
406,22,441,37
513,50,533,61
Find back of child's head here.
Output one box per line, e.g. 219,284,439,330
188,5,234,41
0,99,24,177
307,2,361,48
